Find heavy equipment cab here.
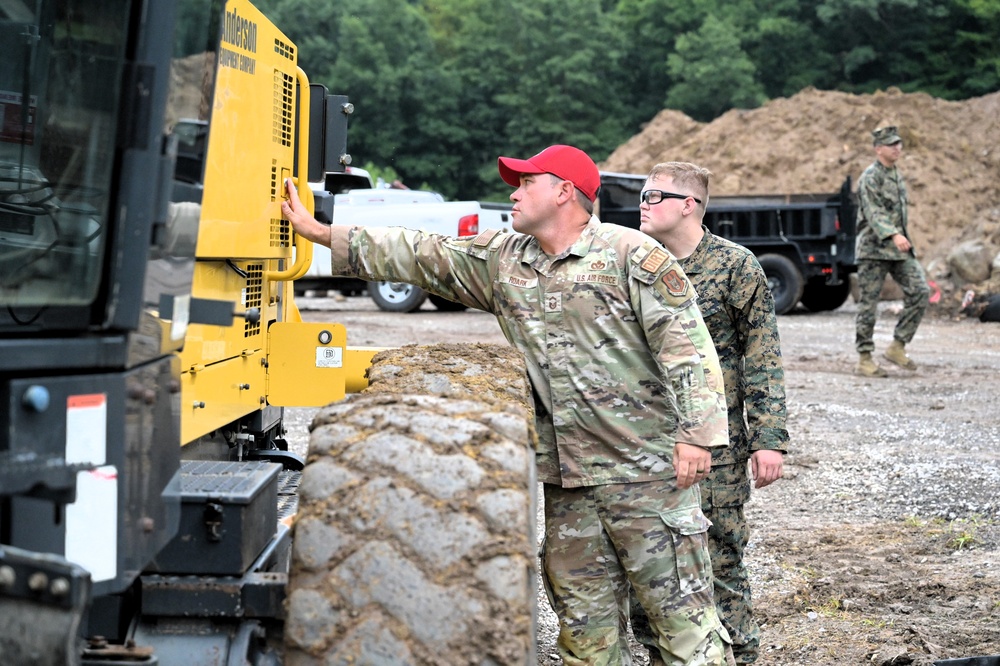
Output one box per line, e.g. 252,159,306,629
0,0,357,662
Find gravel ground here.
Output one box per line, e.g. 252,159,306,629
286,294,1000,664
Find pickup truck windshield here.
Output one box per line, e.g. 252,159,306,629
0,1,131,320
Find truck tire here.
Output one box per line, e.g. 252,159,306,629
428,294,469,312
758,253,805,315
800,280,852,312
285,344,537,666
367,280,427,312
980,294,1000,322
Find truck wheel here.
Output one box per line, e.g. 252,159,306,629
980,294,1000,322
428,294,468,312
367,281,427,312
800,280,851,312
758,253,805,315
285,344,537,666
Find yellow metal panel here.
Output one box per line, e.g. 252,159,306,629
181,350,268,445
344,347,383,393
180,260,287,370
196,0,297,259
267,322,351,406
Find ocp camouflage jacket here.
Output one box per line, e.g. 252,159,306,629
327,218,728,488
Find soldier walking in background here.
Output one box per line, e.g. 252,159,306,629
627,162,788,664
281,145,735,665
854,125,931,377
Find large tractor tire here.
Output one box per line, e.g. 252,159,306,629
285,343,537,666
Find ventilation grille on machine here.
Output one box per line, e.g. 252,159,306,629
245,264,263,337
270,216,290,249
269,158,290,248
270,39,295,250
274,38,294,62
273,70,293,147
270,159,278,200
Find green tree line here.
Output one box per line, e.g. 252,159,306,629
254,0,999,201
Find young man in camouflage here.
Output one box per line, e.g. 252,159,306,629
626,162,788,665
282,145,735,665
854,125,930,377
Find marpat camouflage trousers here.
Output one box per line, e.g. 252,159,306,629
855,256,929,353
540,481,732,666
628,465,754,664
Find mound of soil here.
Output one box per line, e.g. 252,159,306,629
600,87,1000,308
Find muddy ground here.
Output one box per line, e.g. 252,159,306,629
289,293,1000,665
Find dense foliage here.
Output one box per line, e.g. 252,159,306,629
252,0,999,201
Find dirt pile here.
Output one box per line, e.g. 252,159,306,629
600,87,1000,308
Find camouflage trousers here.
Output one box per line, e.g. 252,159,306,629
855,256,930,353
540,481,732,666
627,465,755,664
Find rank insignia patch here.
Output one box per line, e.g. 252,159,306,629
662,269,687,296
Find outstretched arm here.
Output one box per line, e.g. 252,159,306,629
281,179,332,247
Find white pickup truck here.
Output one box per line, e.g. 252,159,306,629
296,168,512,312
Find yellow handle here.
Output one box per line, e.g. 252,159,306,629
267,66,314,282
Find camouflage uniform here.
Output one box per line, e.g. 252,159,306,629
855,148,929,354
328,220,732,664
629,230,788,664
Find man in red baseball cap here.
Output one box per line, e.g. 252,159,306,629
494,145,606,255
498,144,601,203
281,143,734,664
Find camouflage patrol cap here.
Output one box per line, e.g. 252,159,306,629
872,126,902,146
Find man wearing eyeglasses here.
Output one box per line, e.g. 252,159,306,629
854,125,930,377
627,162,788,665
281,145,734,665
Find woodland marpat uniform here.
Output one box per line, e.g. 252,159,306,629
856,158,911,261
854,127,930,360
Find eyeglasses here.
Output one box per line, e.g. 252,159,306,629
640,190,702,206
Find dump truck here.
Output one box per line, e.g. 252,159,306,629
0,1,536,663
598,171,859,314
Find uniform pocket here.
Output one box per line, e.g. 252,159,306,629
709,478,751,509
657,507,712,598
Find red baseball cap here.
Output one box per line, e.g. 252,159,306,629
498,145,600,202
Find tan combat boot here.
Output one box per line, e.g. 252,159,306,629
855,352,888,377
883,339,917,370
